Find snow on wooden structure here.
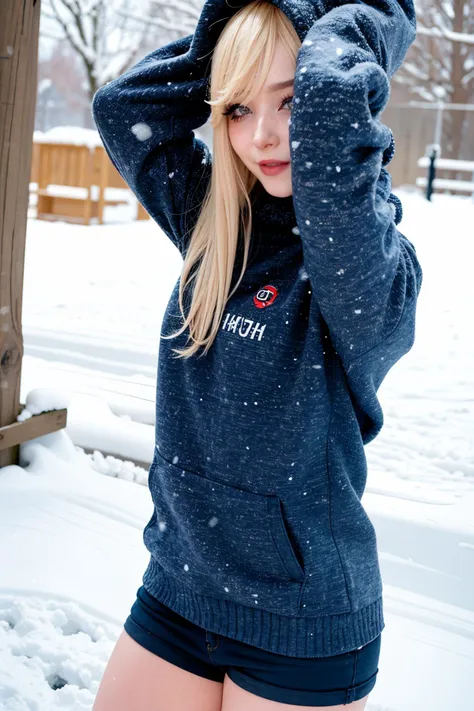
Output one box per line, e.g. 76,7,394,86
416,156,474,200
35,142,129,225
0,0,67,467
30,131,149,224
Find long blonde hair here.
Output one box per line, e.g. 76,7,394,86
161,0,301,359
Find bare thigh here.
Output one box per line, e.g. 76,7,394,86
221,675,370,711
92,629,224,711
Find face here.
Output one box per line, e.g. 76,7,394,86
224,38,295,197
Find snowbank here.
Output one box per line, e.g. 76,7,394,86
33,126,102,148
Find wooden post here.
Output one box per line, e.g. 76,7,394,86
0,1,42,466
97,145,108,225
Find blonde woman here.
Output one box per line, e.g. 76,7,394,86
91,0,422,709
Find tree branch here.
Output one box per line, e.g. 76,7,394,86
49,0,95,68
116,10,194,35
55,0,91,59
416,25,474,46
148,0,200,21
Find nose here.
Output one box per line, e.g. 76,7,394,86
252,114,279,149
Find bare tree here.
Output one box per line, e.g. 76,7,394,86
394,0,474,158
40,0,206,128
42,0,203,101
124,0,203,54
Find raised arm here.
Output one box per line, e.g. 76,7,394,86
290,0,422,443
91,34,212,257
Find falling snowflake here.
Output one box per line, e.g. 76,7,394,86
131,123,152,141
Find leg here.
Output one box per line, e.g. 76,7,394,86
92,629,224,711
221,674,370,710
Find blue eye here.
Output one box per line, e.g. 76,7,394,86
223,94,294,122
223,103,249,121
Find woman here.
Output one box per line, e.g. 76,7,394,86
91,0,421,708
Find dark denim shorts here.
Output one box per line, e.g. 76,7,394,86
123,586,381,707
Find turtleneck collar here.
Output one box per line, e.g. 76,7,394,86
249,182,298,234
232,184,301,276
235,182,301,258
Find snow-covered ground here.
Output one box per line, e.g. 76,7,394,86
0,188,473,710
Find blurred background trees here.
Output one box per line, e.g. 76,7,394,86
37,0,474,160
393,0,474,159
38,0,203,128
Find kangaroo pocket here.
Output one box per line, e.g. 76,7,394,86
143,448,305,609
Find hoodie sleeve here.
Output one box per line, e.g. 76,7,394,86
91,33,212,257
290,2,422,442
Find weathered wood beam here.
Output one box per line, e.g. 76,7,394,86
0,1,66,467
0,408,67,452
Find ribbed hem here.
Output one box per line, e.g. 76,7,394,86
142,558,385,658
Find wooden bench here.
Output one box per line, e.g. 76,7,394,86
34,142,129,225
416,156,474,199
32,141,149,224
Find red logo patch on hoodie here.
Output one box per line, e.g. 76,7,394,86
253,285,278,309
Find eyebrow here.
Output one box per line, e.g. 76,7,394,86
266,79,294,93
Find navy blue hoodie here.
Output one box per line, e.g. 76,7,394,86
92,0,422,657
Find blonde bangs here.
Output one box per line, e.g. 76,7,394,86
207,1,298,128
162,1,301,359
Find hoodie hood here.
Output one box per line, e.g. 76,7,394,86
190,0,416,79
